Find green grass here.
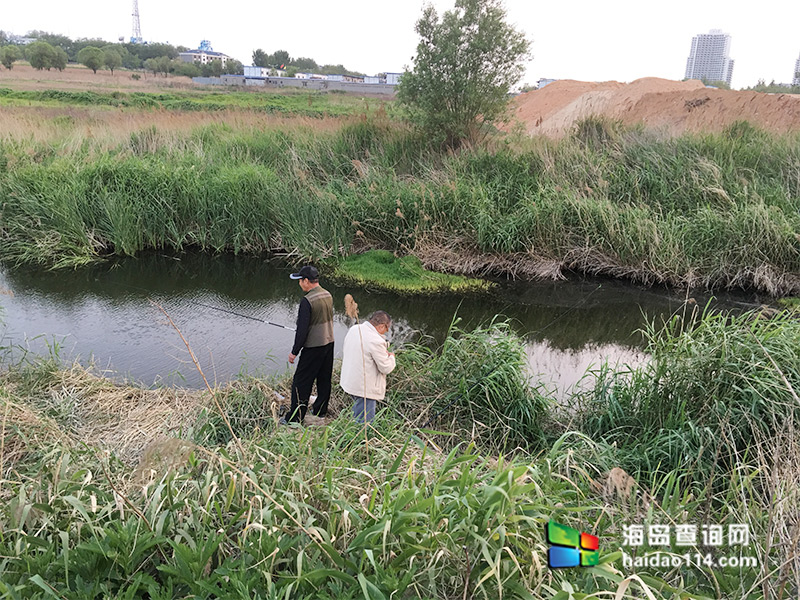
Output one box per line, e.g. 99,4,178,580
0,87,369,116
2,308,798,598
331,250,489,293
1,115,800,294
777,297,800,310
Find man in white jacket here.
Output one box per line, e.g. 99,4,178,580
340,311,396,423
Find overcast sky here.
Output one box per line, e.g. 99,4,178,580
2,0,798,88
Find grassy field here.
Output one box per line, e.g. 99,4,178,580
1,308,798,599
0,63,199,93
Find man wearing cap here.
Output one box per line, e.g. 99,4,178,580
286,265,335,423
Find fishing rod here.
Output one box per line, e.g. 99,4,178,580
185,301,296,331
99,279,296,331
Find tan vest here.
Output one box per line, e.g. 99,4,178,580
304,286,334,347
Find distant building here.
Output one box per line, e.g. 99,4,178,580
385,72,403,85
537,78,557,88
685,29,734,86
8,35,36,45
244,66,287,78
364,76,381,84
179,40,231,68
794,52,800,86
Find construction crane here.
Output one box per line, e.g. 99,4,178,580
130,0,143,44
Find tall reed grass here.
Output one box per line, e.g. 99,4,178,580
1,114,799,293
1,308,799,598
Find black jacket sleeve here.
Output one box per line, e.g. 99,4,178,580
291,297,311,355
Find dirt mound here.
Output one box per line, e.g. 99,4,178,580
512,77,800,137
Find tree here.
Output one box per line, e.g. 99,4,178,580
201,59,223,77
77,46,105,74
226,59,244,75
143,57,159,76
52,46,68,71
271,49,290,66
293,56,318,71
103,46,123,74
0,45,22,70
172,60,201,78
252,48,269,67
397,0,531,149
26,41,58,70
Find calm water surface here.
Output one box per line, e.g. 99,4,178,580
0,253,761,397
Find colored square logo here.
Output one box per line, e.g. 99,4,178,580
546,521,601,569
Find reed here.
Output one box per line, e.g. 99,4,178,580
1,112,800,293
1,307,798,598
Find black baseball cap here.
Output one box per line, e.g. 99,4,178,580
289,265,319,280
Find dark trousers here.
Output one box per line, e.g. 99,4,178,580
288,342,334,422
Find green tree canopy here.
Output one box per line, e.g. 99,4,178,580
252,48,269,67
143,57,159,76
397,0,531,149
271,49,290,66
172,59,201,78
0,45,22,69
77,46,105,74
102,46,123,73
52,46,68,71
125,42,178,61
293,56,318,71
26,41,58,70
226,59,244,75
201,59,223,77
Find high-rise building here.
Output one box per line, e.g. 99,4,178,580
794,52,800,86
685,29,735,86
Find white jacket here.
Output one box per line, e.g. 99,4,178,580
339,321,396,400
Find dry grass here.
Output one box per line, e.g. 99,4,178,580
1,362,207,466
0,63,197,93
0,105,349,152
414,235,566,280
0,390,71,476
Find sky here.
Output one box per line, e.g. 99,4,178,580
2,0,798,89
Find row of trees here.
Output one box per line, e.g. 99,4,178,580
1,30,185,68
0,33,244,77
744,78,800,95
143,56,243,78
251,48,364,77
0,40,69,70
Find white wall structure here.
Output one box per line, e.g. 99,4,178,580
685,29,735,86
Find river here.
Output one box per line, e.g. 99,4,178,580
0,252,760,397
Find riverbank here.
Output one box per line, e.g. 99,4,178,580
1,111,799,295
1,309,798,598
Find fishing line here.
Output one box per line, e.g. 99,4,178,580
98,278,296,331
188,301,295,331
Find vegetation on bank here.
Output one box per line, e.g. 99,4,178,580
1,309,798,598
1,114,799,295
0,87,367,115
331,250,490,294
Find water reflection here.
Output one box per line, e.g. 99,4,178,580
0,252,758,396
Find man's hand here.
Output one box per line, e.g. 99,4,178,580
288,353,296,364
